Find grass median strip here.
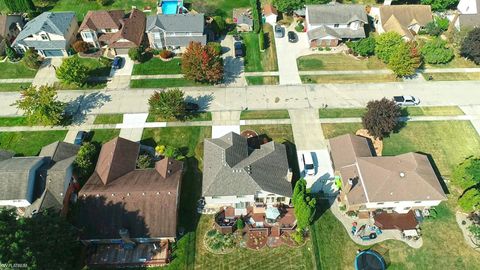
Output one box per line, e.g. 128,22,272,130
146,112,212,122
0,83,31,92
240,110,290,120
130,78,202,88
422,72,480,81
246,76,279,85
93,114,124,125
319,106,464,118
301,74,399,84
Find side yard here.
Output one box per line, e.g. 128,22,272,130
244,25,278,72
0,130,68,156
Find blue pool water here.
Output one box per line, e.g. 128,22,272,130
162,1,179,14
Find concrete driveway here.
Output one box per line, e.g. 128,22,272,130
221,35,246,87
274,25,309,85
297,150,335,194
107,55,134,90
33,58,63,86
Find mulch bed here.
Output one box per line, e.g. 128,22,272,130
246,231,268,250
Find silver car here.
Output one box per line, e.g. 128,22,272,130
274,25,284,38
393,95,420,106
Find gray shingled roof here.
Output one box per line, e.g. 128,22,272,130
39,141,80,162
306,4,368,25
203,132,292,197
13,12,75,48
165,35,206,46
0,157,45,201
307,25,366,40
146,14,205,33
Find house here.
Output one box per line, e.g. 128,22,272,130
0,15,24,55
145,14,206,51
0,141,79,216
328,134,447,214
12,12,78,57
202,132,292,211
305,3,368,47
78,10,125,49
233,8,254,32
263,4,278,26
76,137,183,267
377,5,432,41
107,9,146,55
456,0,480,29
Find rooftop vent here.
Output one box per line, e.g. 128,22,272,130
142,192,146,196
348,178,353,185
111,193,115,197
127,193,130,196
399,172,405,178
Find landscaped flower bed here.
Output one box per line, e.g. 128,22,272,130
204,229,237,254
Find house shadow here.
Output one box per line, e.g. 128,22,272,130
65,92,111,125
417,151,450,195
311,198,335,224
184,94,214,112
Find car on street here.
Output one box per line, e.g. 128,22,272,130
74,131,87,145
112,56,123,69
274,25,284,38
234,41,244,58
393,95,420,106
287,31,298,43
302,153,315,176
185,102,200,112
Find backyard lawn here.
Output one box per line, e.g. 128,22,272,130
243,25,278,72
422,72,480,81
301,74,399,84
0,61,37,79
0,130,67,156
93,114,124,124
246,76,279,85
240,110,290,120
188,0,249,18
0,83,31,92
297,54,387,71
130,78,202,88
132,58,182,75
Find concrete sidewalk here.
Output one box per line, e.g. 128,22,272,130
0,78,34,83
119,113,148,142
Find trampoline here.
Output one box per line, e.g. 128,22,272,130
355,250,386,270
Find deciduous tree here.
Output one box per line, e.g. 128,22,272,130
388,42,421,77
182,42,223,84
148,88,186,119
292,179,316,230
74,142,98,185
348,37,376,57
72,40,90,53
421,0,458,11
362,98,401,139
22,49,42,69
421,38,454,64
453,157,480,212
375,32,403,63
460,28,480,65
56,56,89,86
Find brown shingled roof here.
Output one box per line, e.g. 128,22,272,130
263,4,278,16
95,137,139,185
109,9,146,48
79,10,125,31
380,5,432,39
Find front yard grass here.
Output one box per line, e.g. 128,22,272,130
319,106,464,118
89,129,120,144
0,130,67,156
0,83,31,92
240,110,290,120
93,114,124,124
301,74,400,84
0,116,29,127
77,56,112,77
0,61,37,79
297,54,387,71
243,24,278,72
241,124,294,143
422,72,480,81
146,112,212,122
130,78,202,88
245,76,279,85
132,58,182,75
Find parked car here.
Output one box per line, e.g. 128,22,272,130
287,31,298,43
393,95,420,106
302,153,315,176
74,131,87,145
185,102,199,112
112,56,123,69
274,25,284,38
234,41,244,58
233,34,243,41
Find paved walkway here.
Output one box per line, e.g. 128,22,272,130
299,70,393,75
32,58,62,86
460,105,480,136
244,71,280,76
118,113,148,142
0,78,34,83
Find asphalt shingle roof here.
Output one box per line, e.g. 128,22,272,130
306,4,368,25
146,14,205,33
0,157,45,201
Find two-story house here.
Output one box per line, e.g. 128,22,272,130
456,0,480,30
0,15,24,55
202,132,293,213
145,14,206,52
305,3,367,47
12,12,78,57
377,5,432,41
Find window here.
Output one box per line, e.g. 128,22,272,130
414,201,422,204
105,28,112,33
404,207,410,210
236,195,245,198
255,197,264,203
334,24,339,28
276,197,285,202
83,32,92,39
153,32,161,39
40,34,48,40
377,202,384,205
212,196,221,199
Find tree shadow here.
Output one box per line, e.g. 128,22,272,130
139,137,157,148
184,94,214,112
222,55,245,85
311,198,335,223
417,151,450,195
65,92,111,125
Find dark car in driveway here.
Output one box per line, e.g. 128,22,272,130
234,41,244,57
288,31,298,43
74,131,87,145
112,56,123,69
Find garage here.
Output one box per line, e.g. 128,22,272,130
43,49,64,57
114,48,130,55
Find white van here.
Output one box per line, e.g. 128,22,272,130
302,153,315,176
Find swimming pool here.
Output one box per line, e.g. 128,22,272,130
162,0,180,15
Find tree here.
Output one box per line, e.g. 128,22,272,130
388,42,421,77
72,40,90,53
460,28,480,65
128,46,144,61
0,208,79,269
137,154,153,169
12,85,65,126
250,0,261,33
22,49,42,69
5,44,17,61
258,28,265,51
56,56,89,86
211,16,226,35
74,142,98,185
349,37,376,57
375,32,403,63
182,42,224,84
148,88,186,119
459,188,480,212
2,0,36,13
292,179,316,230
453,157,480,211
274,0,329,13
421,0,458,11
207,42,222,56
362,98,401,139
469,224,480,242
424,21,443,37
235,218,245,230
421,38,454,64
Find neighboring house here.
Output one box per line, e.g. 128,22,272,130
456,0,480,29
377,5,432,41
233,8,254,32
145,14,206,52
263,4,278,26
0,15,24,55
305,3,368,47
202,132,292,211
0,141,79,217
78,10,125,49
12,12,78,57
107,9,146,55
329,134,447,214
77,137,183,267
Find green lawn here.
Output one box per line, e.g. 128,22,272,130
0,131,68,156
130,78,202,88
245,76,279,85
76,56,112,77
297,54,387,71
422,72,480,81
240,110,290,120
319,108,366,118
0,83,31,92
425,56,477,69
132,58,182,75
89,129,120,144
53,81,107,90
188,0,249,18
146,112,212,122
319,106,464,118
0,61,37,79
141,127,211,155
301,74,399,84
93,114,124,124
243,24,278,72
241,124,294,143
0,116,29,127
314,120,480,269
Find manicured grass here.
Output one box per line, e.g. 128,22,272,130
0,83,31,92
425,56,477,69
93,114,123,124
0,61,37,79
188,0,249,18
130,78,202,88
132,58,182,75
245,76,279,85
322,122,362,139
76,56,112,77
240,110,290,120
141,127,211,156
241,124,294,143
0,116,29,127
89,129,120,144
319,106,464,118
319,108,366,118
422,72,480,81
301,74,400,84
297,54,387,71
146,112,212,122
243,24,278,72
53,81,107,90
0,130,68,156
